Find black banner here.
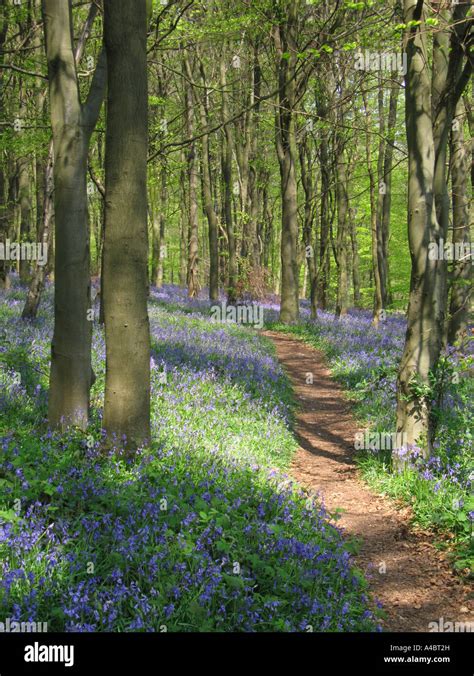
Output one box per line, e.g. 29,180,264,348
0,632,472,675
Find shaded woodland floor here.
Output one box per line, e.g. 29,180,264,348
265,331,473,632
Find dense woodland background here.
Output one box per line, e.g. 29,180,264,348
0,0,473,495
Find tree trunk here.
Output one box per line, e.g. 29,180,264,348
184,58,200,298
151,167,167,290
22,153,53,319
178,149,187,287
0,0,8,289
448,99,471,346
43,0,106,431
17,150,32,283
156,167,167,289
316,93,331,310
379,78,400,307
103,0,151,448
394,0,470,464
220,59,237,303
299,138,317,318
363,88,384,326
335,147,349,318
23,1,99,319
195,60,219,301
274,3,300,324
350,209,361,307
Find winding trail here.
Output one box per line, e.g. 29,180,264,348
264,331,473,632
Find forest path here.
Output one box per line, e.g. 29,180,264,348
264,330,473,632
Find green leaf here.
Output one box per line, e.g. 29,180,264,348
0,509,19,523
223,573,245,589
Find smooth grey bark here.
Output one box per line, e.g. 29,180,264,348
183,57,200,299
378,78,400,307
274,1,300,324
23,2,99,320
103,0,151,448
178,149,187,287
299,136,317,318
350,208,361,307
4,161,18,283
151,67,167,290
394,0,471,465
262,172,273,271
432,2,471,344
0,0,9,289
395,0,443,462
335,145,349,319
315,88,331,310
220,58,237,304
151,166,167,290
156,167,167,289
195,59,219,301
448,99,472,346
248,45,263,271
17,146,32,282
43,0,106,431
363,88,384,326
234,44,261,276
22,153,53,319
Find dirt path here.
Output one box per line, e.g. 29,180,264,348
264,331,473,632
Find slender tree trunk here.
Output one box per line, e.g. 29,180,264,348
248,45,262,270
335,146,349,318
43,0,106,431
317,100,331,310
262,174,273,272
150,182,159,286
22,153,53,319
236,43,261,276
0,160,8,289
5,161,18,280
363,89,384,326
23,3,98,319
17,150,32,283
156,167,167,289
151,167,167,289
179,150,187,287
350,209,361,307
103,0,150,448
195,60,219,301
151,67,167,290
220,59,237,303
379,78,400,307
183,58,200,298
274,3,300,324
35,154,45,241
0,0,8,289
299,138,317,318
448,99,471,346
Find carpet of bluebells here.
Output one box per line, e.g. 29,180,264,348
269,309,473,570
133,286,474,566
0,279,379,632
